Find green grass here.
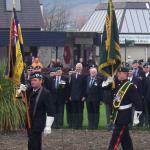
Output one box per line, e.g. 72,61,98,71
64,103,107,129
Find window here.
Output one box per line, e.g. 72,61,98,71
6,0,21,11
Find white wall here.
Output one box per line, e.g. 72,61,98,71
120,45,150,62
38,46,73,68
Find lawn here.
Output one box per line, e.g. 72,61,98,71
64,103,107,129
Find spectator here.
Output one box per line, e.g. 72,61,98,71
47,58,56,70
32,57,43,69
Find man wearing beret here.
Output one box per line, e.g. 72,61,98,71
18,73,54,150
128,67,143,98
103,67,142,150
132,60,144,80
49,67,68,129
142,62,150,128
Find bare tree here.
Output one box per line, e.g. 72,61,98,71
43,2,70,31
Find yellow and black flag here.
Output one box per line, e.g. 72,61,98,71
99,0,121,78
6,7,24,84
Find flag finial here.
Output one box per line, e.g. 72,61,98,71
13,0,16,9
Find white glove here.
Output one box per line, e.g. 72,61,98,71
133,111,142,126
44,116,54,135
102,76,114,87
17,84,27,94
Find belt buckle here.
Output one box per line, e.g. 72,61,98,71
113,95,121,108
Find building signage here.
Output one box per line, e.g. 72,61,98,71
119,34,150,44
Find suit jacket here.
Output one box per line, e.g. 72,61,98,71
86,75,103,102
133,68,144,79
142,72,150,102
49,76,68,104
129,76,143,99
70,73,87,101
27,87,54,132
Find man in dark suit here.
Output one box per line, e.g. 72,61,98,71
49,67,68,128
142,62,150,128
86,67,103,129
128,67,144,126
66,70,75,128
69,63,86,129
19,73,54,150
128,67,143,98
132,60,144,80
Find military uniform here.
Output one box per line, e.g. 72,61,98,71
26,73,54,150
108,68,142,150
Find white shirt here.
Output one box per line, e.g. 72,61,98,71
128,77,133,81
145,72,149,77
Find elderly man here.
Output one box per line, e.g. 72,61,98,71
86,67,103,129
69,63,86,129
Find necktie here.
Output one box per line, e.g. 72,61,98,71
76,73,78,79
89,78,94,87
55,77,59,88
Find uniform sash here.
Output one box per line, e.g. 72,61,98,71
111,81,132,124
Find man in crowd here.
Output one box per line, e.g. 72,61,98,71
19,73,54,150
86,67,103,129
132,60,144,80
142,62,150,128
69,63,86,129
66,70,75,128
128,67,143,99
49,67,68,129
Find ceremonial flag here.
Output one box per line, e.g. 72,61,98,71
6,7,24,84
99,0,121,78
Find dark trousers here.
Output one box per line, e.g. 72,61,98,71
28,129,42,150
53,102,64,128
86,100,100,129
108,125,133,150
140,100,150,127
66,100,72,128
71,101,84,129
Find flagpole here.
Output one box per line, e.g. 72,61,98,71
11,1,31,129
21,92,31,129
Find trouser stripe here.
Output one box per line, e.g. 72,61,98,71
114,126,125,150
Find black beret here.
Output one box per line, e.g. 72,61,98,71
34,66,42,70
118,67,129,73
128,67,133,71
132,60,138,64
27,65,33,70
143,62,149,68
55,67,62,71
30,73,43,79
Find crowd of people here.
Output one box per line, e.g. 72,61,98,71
18,56,150,150
22,57,150,131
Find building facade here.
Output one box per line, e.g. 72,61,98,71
0,0,99,68
81,1,150,63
